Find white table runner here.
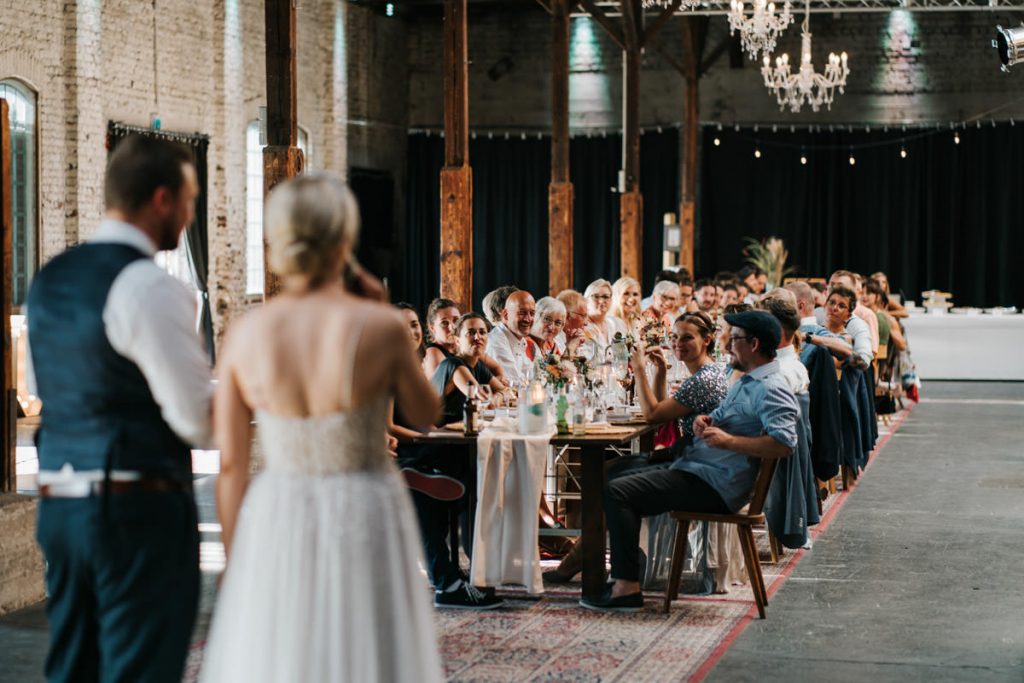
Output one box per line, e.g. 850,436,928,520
470,426,554,593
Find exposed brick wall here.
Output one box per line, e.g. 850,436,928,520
0,0,399,344
408,7,1024,129
0,496,45,615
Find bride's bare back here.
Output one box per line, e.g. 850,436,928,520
220,284,435,420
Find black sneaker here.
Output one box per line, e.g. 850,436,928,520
458,570,496,598
579,589,644,613
435,582,504,610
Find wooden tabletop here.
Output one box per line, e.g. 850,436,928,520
408,422,659,447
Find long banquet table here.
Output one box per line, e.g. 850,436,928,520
902,313,1024,381
411,423,659,601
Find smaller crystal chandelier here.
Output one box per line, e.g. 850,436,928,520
727,0,794,60
641,0,702,10
760,0,850,113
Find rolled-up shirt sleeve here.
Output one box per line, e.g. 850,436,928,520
758,384,799,451
105,262,215,449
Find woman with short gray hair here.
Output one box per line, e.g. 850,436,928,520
530,296,567,355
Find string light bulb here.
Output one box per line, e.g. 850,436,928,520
848,149,856,166
755,147,762,159
800,148,807,165
900,146,907,159
714,137,721,146
954,131,960,144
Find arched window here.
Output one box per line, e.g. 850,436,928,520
245,121,309,295
0,79,38,307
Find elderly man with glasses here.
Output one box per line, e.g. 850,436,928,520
581,310,798,612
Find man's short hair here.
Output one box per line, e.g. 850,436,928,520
556,289,585,311
827,284,857,308
784,281,815,310
653,269,681,286
483,285,518,325
758,290,800,337
830,269,857,285
105,135,194,213
694,278,715,291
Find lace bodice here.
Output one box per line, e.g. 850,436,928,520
254,396,392,475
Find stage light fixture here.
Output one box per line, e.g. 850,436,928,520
994,24,1024,72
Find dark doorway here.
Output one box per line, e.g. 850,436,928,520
348,167,396,288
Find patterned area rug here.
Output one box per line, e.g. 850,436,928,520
183,408,911,683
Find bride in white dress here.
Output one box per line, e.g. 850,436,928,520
200,174,443,682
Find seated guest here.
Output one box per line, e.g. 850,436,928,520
643,280,681,332
757,290,809,395
397,313,506,610
581,311,798,611
611,276,643,336
640,269,681,311
633,311,728,449
584,279,626,351
529,297,567,356
485,289,537,385
829,270,879,357
482,284,519,327
678,278,698,314
423,297,508,384
862,281,907,359
432,313,509,423
556,289,589,356
824,285,872,367
784,281,853,360
869,271,908,319
544,311,729,585
694,278,719,317
422,298,460,377
396,302,425,361
720,283,741,310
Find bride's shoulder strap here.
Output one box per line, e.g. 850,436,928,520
343,307,372,408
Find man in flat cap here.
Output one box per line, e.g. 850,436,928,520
581,310,799,612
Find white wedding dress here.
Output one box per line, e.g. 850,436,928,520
200,383,443,681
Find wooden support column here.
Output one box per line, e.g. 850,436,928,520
0,100,13,493
618,0,643,281
679,17,707,275
263,0,304,300
548,0,573,295
440,0,472,310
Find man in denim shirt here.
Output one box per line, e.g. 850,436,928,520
582,310,799,612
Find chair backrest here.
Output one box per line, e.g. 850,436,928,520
747,456,782,517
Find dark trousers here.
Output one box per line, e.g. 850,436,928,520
36,492,200,683
604,469,729,582
397,443,475,591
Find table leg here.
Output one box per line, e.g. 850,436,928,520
463,441,478,564
580,444,607,601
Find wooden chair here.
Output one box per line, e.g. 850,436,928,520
662,458,782,618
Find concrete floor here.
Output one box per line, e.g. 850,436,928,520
707,382,1024,683
2,382,1022,682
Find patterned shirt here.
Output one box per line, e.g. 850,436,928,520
671,362,729,436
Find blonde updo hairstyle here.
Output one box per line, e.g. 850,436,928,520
264,173,360,287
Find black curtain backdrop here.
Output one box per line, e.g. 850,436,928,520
699,124,1024,308
400,130,680,313
107,122,215,363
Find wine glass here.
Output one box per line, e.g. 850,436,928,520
476,384,493,408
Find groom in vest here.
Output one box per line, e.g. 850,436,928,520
28,135,214,682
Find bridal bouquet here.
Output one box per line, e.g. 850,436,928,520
639,315,667,349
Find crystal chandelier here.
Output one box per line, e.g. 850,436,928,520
760,0,850,113
727,0,794,60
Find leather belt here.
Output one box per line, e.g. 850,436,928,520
39,478,192,499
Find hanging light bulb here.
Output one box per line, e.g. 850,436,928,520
954,131,961,144
714,137,721,146
755,147,762,158
848,149,856,165
900,146,907,159
800,154,807,165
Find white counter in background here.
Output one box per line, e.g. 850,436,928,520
902,313,1024,381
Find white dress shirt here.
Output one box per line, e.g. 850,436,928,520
775,345,810,395
485,322,531,386
30,219,215,451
